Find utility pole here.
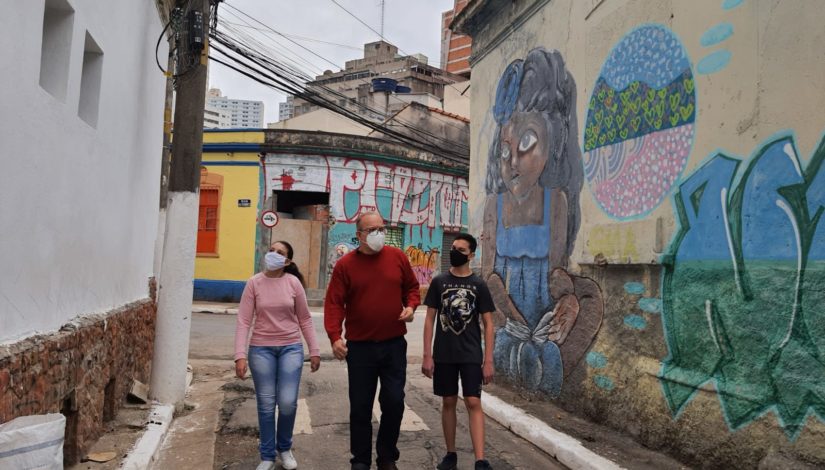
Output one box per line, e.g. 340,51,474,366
151,0,210,405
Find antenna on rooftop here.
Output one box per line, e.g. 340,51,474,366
380,0,385,37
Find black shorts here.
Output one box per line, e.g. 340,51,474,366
433,362,483,398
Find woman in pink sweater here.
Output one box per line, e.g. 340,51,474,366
234,240,321,470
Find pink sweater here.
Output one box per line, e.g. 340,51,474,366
234,272,320,360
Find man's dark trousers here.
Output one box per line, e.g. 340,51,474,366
346,336,407,467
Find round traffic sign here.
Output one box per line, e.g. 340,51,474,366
261,210,279,228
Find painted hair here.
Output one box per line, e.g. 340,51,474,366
274,240,305,287
485,48,583,258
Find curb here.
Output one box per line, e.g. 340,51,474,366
192,306,238,315
120,404,175,470
482,392,625,470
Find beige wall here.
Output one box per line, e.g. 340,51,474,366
268,108,371,135
464,0,825,467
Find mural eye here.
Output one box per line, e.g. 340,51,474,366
500,143,511,160
518,131,538,152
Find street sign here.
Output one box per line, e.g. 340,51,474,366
238,199,251,207
261,210,279,228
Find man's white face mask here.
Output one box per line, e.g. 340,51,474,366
365,230,385,252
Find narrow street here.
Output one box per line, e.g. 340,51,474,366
173,311,566,470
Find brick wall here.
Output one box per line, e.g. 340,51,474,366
0,299,156,464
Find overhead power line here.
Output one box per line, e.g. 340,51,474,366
209,27,469,163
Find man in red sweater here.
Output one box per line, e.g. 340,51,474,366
324,211,420,470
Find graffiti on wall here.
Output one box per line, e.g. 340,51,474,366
661,135,825,439
405,245,440,286
584,24,695,219
483,48,604,397
265,155,469,231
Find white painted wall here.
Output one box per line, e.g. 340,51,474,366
0,1,166,342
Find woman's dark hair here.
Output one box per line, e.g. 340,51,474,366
275,240,305,287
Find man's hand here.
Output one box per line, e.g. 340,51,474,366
398,306,415,322
310,355,321,372
421,355,434,378
332,339,348,360
235,358,248,379
482,361,494,385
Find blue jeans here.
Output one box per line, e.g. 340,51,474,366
248,343,304,461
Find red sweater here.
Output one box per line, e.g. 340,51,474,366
324,246,420,343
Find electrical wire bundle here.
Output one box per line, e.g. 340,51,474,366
207,2,470,166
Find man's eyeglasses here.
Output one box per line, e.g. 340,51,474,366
358,227,386,235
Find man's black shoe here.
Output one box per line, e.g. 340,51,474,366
436,452,457,470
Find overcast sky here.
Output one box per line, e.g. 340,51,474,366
209,0,456,124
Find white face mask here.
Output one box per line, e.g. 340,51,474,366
365,231,385,252
264,251,287,271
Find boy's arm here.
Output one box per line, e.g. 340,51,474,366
422,307,437,378
481,311,495,384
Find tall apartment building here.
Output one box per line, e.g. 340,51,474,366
204,103,232,129
441,0,471,78
278,95,294,121
290,40,464,121
206,88,264,128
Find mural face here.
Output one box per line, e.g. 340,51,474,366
265,154,466,285
482,48,604,397
661,135,825,439
584,24,695,219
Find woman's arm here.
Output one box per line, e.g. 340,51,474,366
293,278,320,358
234,278,256,361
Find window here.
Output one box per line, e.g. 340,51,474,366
385,226,404,249
39,0,74,100
197,169,223,255
78,32,103,126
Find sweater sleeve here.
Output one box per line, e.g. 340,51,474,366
234,277,256,360
399,249,421,309
293,277,321,356
323,261,347,343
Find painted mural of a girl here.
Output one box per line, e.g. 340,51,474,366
481,48,603,397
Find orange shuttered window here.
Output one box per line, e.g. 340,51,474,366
197,168,224,255
197,188,219,254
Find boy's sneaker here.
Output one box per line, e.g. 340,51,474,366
255,461,275,470
474,459,493,470
280,449,298,469
437,452,458,470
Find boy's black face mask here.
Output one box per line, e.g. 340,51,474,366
449,248,470,267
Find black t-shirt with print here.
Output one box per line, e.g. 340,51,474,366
424,271,496,364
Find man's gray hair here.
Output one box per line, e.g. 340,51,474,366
355,210,382,230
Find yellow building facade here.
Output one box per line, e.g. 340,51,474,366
194,130,263,301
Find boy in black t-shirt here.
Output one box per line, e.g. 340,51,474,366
422,233,496,470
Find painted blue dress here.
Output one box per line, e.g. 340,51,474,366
492,188,563,396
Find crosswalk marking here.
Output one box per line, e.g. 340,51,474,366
371,389,430,431
294,398,312,435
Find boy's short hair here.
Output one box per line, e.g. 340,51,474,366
453,233,478,253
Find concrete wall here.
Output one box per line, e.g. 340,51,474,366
0,0,165,342
458,0,825,467
269,108,372,135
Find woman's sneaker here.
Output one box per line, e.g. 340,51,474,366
437,452,458,470
255,461,275,470
280,449,298,470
